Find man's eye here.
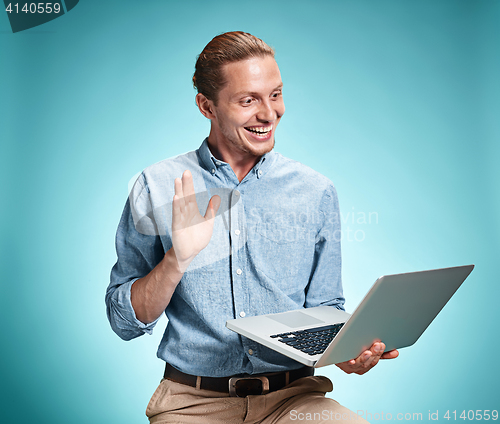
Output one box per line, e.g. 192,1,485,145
272,92,282,98
242,98,254,105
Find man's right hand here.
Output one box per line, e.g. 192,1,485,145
172,170,221,272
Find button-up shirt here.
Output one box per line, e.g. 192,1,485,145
106,139,344,377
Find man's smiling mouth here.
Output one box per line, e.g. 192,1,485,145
244,125,273,136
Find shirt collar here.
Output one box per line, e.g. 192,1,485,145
197,137,276,179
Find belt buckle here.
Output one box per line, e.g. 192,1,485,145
228,376,270,397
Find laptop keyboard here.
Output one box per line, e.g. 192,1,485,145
270,323,345,356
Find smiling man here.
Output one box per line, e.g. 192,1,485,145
106,31,397,423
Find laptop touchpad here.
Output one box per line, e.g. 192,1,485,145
268,311,324,328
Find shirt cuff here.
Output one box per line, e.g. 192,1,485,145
112,279,160,337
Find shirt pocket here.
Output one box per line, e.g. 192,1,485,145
248,222,313,281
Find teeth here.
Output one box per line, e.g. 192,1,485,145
246,126,272,134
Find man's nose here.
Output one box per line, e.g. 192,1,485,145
256,100,275,122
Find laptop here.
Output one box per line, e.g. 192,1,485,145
226,265,474,367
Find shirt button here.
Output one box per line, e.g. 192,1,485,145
235,229,241,236
236,269,242,275
258,170,263,177
239,311,246,318
216,161,222,166
211,169,215,174
248,349,253,355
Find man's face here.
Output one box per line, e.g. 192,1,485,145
208,55,285,158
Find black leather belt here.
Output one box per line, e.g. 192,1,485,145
163,363,314,397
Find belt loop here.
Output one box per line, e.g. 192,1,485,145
196,376,201,390
285,371,290,386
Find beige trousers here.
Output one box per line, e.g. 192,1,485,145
146,376,369,423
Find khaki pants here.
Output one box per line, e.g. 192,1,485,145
146,376,369,423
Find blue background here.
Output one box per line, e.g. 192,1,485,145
1,1,498,422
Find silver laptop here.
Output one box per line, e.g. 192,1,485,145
226,265,474,367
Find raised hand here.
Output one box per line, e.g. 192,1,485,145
171,170,221,272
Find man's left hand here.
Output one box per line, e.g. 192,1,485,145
335,342,399,375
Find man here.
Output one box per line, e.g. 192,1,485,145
106,31,398,423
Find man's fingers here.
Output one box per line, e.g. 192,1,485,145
172,195,184,230
336,342,393,375
368,354,382,368
205,195,221,220
365,342,384,366
358,350,377,369
181,170,196,198
354,343,385,369
172,194,182,215
175,170,221,224
174,178,185,211
182,170,204,213
381,349,399,360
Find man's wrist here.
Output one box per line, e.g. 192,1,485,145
164,247,191,276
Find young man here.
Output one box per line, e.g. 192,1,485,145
106,31,397,423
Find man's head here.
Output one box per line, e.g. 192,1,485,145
194,32,285,161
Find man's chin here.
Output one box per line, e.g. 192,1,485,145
245,138,275,157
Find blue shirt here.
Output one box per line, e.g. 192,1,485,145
106,139,344,377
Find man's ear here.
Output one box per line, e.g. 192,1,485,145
196,93,216,120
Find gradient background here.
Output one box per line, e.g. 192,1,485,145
1,1,499,422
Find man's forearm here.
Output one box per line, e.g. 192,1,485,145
131,248,184,324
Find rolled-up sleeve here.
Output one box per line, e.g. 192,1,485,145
106,176,165,341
